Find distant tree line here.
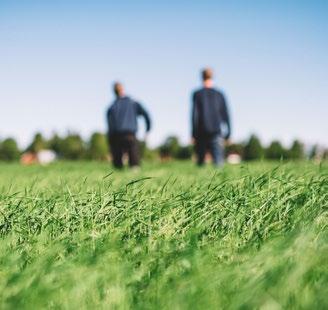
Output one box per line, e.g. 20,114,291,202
0,132,326,162
225,134,310,161
158,134,327,162
0,132,108,162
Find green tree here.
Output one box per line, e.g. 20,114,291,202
60,134,86,160
27,133,47,153
176,145,193,160
266,141,286,160
0,138,21,161
48,134,63,155
87,132,108,161
309,145,318,160
323,149,328,160
287,140,304,160
244,135,263,161
159,136,180,158
139,140,158,161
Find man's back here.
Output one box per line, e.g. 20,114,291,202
107,96,150,135
192,87,230,139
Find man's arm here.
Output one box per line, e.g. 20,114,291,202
191,92,198,138
136,103,151,132
220,94,231,139
106,107,111,136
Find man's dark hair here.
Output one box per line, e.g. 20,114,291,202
202,68,213,81
113,82,124,97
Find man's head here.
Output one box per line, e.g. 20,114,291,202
113,82,125,98
201,68,214,88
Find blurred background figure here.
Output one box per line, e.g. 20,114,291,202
191,68,231,166
106,82,151,169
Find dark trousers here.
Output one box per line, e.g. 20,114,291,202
195,134,224,166
109,133,139,168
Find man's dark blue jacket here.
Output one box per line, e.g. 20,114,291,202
107,96,151,135
192,88,231,139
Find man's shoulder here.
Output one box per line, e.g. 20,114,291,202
193,87,222,93
108,101,117,111
122,96,138,106
211,88,225,100
205,87,223,95
192,88,205,97
111,96,136,106
192,87,223,97
108,98,121,112
194,87,206,93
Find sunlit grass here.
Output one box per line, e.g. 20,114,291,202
0,161,327,309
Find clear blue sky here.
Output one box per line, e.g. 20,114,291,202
1,0,327,147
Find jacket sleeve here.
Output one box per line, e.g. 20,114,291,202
220,94,231,139
191,92,198,138
136,103,151,132
106,107,111,131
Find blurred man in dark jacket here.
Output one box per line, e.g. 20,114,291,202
107,82,151,168
191,68,231,166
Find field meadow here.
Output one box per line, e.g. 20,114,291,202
0,161,327,309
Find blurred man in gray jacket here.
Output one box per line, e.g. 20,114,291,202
191,68,231,166
106,82,151,168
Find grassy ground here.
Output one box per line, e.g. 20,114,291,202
0,161,327,309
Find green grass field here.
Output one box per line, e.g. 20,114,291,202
0,161,327,309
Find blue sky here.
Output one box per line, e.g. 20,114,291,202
1,0,327,147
